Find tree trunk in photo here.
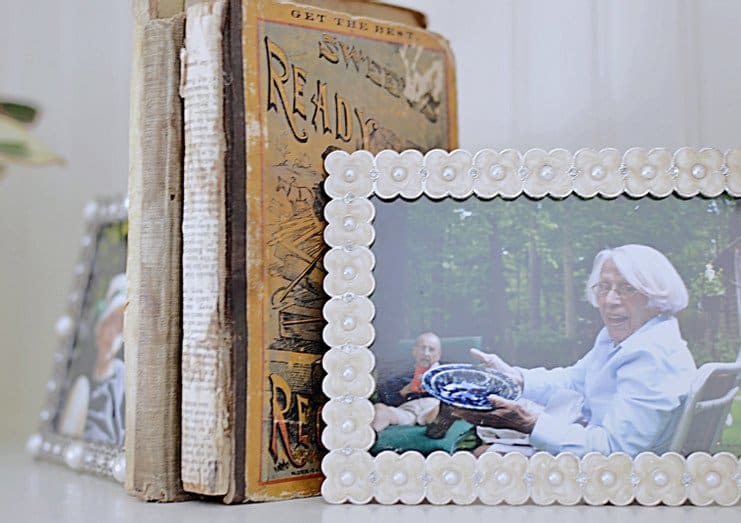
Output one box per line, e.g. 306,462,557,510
729,201,741,241
563,225,577,338
733,245,741,337
488,223,511,355
372,200,409,372
433,215,447,334
729,205,741,343
528,240,542,331
702,296,722,360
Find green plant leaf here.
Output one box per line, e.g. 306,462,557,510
0,102,37,124
0,141,28,157
0,114,63,166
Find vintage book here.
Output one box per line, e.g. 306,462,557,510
125,0,190,502
180,0,457,502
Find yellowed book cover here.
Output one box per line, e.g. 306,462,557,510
180,0,457,502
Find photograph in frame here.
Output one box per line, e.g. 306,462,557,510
27,196,128,482
371,194,741,459
321,148,741,506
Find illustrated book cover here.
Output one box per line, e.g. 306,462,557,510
180,0,458,502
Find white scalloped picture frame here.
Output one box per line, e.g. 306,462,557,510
27,196,128,483
321,148,741,506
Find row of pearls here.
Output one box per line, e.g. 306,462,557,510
325,148,741,201
324,450,741,506
322,148,376,427
27,432,126,483
356,157,729,184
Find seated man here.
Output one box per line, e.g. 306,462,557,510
372,332,442,432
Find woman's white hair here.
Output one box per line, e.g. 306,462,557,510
585,244,688,313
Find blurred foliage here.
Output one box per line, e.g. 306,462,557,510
690,264,726,298
509,326,582,369
374,194,741,367
0,100,63,176
88,221,129,311
0,102,37,123
691,336,739,367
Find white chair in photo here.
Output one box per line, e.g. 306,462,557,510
669,353,741,455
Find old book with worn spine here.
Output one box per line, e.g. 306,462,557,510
180,0,457,502
125,0,190,502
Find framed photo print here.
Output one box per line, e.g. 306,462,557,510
321,148,741,505
27,196,128,482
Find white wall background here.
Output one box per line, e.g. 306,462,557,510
0,0,740,446
0,2,132,446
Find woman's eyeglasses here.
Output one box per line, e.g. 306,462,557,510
591,281,641,298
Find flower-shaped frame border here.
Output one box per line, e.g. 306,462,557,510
321,148,741,506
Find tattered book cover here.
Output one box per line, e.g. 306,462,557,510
227,0,455,501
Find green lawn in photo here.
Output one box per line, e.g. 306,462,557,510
718,395,741,454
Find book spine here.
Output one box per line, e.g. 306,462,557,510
124,7,190,501
179,0,232,496
221,0,247,503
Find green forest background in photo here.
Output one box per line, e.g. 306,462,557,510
371,194,741,453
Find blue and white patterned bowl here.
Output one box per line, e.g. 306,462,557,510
422,363,521,410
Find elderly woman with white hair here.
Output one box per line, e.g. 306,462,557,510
454,244,697,457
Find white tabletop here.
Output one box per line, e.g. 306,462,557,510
2,446,739,522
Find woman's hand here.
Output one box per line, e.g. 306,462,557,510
452,395,537,433
470,348,524,388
